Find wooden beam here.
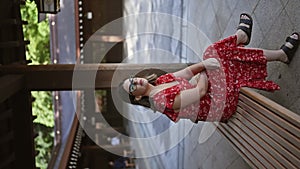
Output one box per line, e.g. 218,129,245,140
0,63,187,91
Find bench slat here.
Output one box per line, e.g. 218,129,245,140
240,88,300,128
234,109,300,167
217,88,300,168
226,119,283,168
216,123,261,169
219,122,273,168
238,99,300,151
239,93,300,139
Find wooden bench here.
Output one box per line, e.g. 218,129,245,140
217,87,300,169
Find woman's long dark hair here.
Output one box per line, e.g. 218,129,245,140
118,68,167,108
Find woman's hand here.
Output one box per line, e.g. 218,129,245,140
202,58,220,70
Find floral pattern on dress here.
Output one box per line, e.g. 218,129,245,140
151,35,280,123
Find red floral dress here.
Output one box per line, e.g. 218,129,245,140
151,35,280,123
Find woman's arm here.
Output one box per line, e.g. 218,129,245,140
173,62,205,80
173,58,220,79
172,72,208,110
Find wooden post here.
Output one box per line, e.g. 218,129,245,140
0,75,24,102
12,89,36,169
0,63,188,90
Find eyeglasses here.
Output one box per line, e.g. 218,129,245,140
128,76,137,94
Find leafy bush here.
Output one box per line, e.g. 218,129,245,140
21,1,54,169
21,0,50,64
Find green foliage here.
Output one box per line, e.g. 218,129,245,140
31,90,54,169
32,91,54,127
21,0,50,64
21,1,54,169
35,124,55,169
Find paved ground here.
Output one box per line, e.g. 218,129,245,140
182,0,300,169
52,0,299,168
188,0,300,114
124,0,300,168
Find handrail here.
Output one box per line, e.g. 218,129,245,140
47,143,61,169
60,114,79,169
47,113,79,169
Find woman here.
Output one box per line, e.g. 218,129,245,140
119,13,300,123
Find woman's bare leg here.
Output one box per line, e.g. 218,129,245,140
266,33,299,62
236,29,249,45
256,33,298,62
235,15,298,63
235,14,251,45
262,49,287,62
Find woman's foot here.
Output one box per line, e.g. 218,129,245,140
280,32,300,64
236,13,253,45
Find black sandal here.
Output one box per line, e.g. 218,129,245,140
280,32,300,64
237,13,253,45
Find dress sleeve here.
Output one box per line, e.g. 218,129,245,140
152,73,180,122
153,101,179,122
155,73,176,85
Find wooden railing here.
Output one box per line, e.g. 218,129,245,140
47,114,83,169
217,87,300,169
